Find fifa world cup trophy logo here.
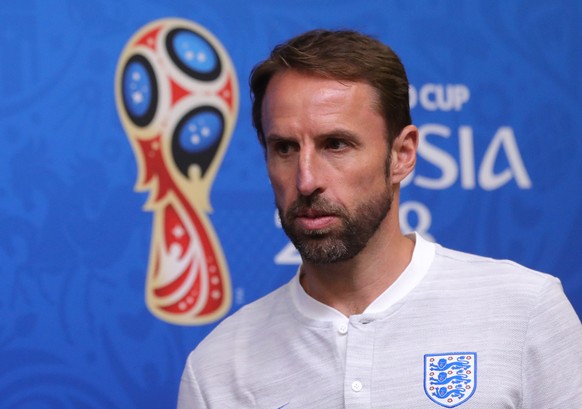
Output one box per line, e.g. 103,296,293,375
115,18,238,325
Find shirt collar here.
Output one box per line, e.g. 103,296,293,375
289,232,436,322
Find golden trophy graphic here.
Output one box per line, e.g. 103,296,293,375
115,18,238,325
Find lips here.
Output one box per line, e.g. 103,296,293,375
294,209,338,231
285,195,345,233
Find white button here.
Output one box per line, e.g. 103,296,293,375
338,323,348,335
351,380,363,392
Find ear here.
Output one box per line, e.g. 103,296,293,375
390,125,418,184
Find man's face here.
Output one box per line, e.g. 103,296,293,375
262,70,393,264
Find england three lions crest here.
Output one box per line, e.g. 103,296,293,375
424,352,477,408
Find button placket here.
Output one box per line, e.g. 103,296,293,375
343,318,375,408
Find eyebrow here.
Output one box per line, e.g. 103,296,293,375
264,133,292,145
265,129,360,144
317,129,360,141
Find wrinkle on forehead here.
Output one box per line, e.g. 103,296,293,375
262,71,381,138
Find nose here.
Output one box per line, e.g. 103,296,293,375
296,147,323,197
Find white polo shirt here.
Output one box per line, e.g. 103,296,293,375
178,233,582,408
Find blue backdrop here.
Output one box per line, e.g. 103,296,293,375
1,0,581,407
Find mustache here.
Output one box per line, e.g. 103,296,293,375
285,195,346,219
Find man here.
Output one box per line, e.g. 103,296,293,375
178,30,582,408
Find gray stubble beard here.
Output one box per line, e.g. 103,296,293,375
278,185,392,264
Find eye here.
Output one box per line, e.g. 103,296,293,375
269,139,297,156
326,138,349,150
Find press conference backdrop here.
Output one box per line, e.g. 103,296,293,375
1,0,580,407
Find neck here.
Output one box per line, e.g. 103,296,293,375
299,214,415,317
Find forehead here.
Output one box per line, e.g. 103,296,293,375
264,70,379,103
261,70,383,134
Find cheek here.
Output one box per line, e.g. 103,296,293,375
267,170,291,205
344,163,388,198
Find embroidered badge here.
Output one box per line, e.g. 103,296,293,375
424,352,477,408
